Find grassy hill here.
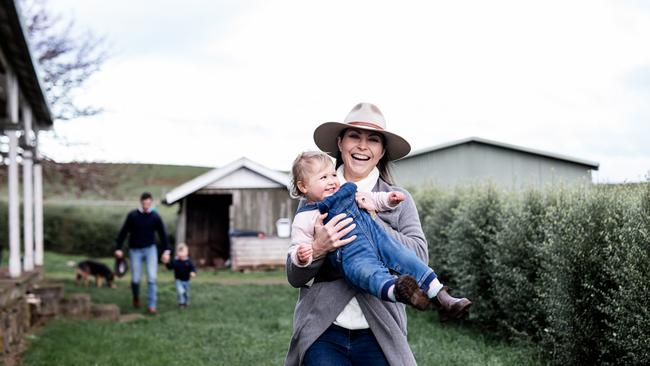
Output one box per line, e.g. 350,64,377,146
0,161,212,202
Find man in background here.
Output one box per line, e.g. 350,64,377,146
115,192,171,314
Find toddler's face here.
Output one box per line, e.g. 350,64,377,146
177,247,188,259
300,162,340,202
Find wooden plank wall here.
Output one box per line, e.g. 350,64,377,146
230,237,290,270
198,188,298,235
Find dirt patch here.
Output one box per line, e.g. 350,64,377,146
119,313,145,323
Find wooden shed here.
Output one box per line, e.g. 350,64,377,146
163,157,297,269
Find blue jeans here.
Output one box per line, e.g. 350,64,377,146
175,280,190,305
303,182,437,301
130,245,158,308
303,324,389,366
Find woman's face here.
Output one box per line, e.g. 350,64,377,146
337,128,385,182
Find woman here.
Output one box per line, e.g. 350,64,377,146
285,103,428,365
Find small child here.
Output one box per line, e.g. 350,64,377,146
166,243,197,308
288,151,471,320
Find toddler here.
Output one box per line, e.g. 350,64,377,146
166,243,197,308
288,151,471,320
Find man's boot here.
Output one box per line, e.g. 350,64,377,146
131,282,140,308
432,286,472,321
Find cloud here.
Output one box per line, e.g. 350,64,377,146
41,0,650,182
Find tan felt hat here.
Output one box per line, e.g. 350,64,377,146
313,102,411,161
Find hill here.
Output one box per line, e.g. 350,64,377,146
0,161,212,202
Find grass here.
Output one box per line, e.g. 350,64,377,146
20,252,545,366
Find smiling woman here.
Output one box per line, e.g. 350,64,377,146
285,103,433,366
336,128,386,182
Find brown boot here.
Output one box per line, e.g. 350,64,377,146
432,286,472,321
132,297,140,308
394,275,430,310
147,307,157,315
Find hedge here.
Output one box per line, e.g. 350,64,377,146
414,183,650,365
0,201,177,258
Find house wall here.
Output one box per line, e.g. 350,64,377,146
393,142,594,190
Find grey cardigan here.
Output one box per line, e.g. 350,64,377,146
284,179,428,366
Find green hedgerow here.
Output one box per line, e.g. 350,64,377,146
446,184,504,328
414,182,650,365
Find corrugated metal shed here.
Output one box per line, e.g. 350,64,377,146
393,137,599,189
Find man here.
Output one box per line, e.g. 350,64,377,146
115,192,171,314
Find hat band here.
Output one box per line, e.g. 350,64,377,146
347,121,384,131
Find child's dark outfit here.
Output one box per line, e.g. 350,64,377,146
166,258,196,306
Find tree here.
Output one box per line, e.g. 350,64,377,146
20,0,108,121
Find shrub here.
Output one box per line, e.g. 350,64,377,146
541,184,650,365
490,189,549,341
414,186,462,284
413,182,650,365
446,184,504,327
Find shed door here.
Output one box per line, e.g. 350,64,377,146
185,194,232,267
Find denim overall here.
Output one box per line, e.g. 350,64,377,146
299,182,437,301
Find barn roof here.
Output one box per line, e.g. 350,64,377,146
402,137,599,170
0,0,53,128
163,157,290,204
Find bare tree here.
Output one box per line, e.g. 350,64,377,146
20,0,109,121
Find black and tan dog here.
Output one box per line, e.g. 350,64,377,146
76,260,116,288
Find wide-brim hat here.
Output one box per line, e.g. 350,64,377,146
313,102,411,161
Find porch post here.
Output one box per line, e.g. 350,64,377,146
22,149,34,271
7,70,21,278
8,132,21,277
22,106,35,271
34,132,44,266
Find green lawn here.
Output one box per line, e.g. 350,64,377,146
21,252,545,366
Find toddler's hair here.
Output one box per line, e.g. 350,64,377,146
289,151,333,199
176,242,189,253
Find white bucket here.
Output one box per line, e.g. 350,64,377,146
276,218,291,238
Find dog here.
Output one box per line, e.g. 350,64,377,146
75,260,116,288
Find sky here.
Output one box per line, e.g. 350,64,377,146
37,0,650,182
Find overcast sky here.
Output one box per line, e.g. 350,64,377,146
37,0,650,182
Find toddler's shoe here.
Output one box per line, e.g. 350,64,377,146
394,275,430,310
431,286,472,321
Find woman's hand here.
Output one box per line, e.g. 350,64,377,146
312,213,357,260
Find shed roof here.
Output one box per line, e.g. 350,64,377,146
402,137,599,170
0,0,53,128
163,157,290,204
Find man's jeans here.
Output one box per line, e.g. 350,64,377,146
304,182,437,301
130,244,158,308
175,280,190,305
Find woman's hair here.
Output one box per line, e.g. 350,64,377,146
289,151,333,198
334,128,395,185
